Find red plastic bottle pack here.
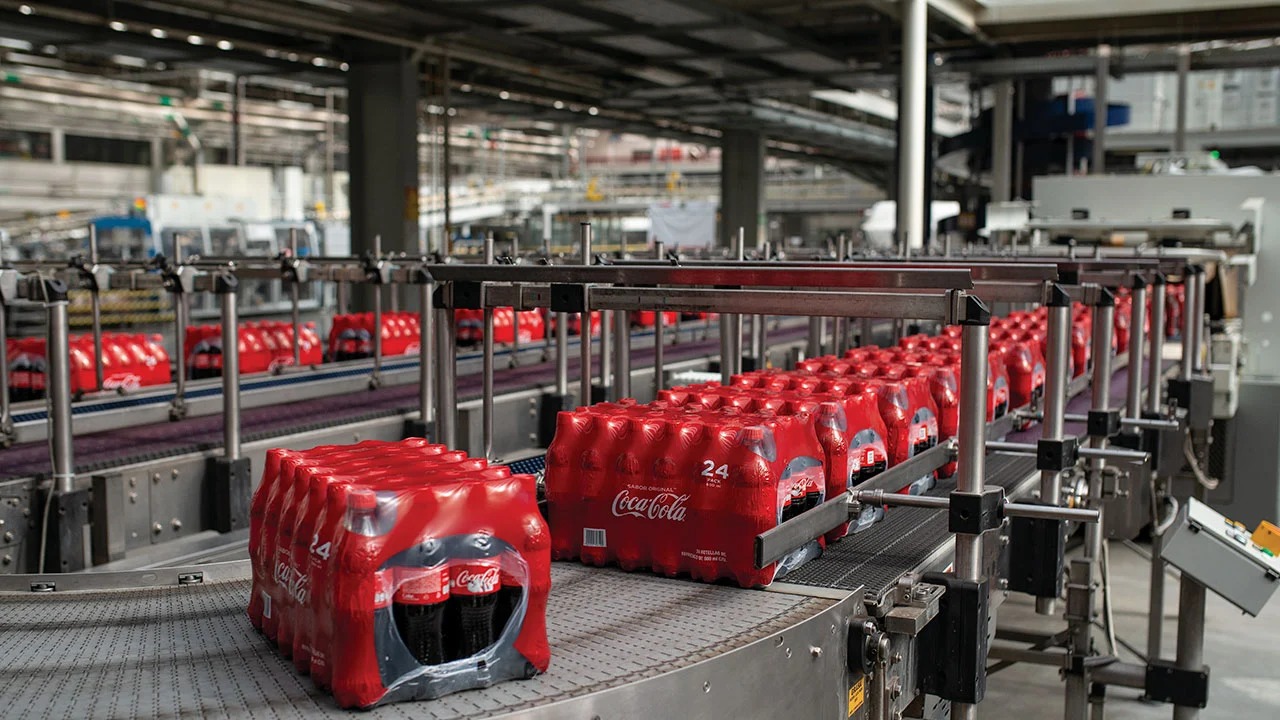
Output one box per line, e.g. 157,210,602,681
325,466,549,709
546,401,828,587
248,439,550,709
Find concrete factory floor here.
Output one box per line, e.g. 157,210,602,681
986,539,1280,719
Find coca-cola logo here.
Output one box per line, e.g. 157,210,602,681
103,374,142,391
453,566,500,594
611,490,689,522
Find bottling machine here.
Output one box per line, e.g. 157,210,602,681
0,219,1273,720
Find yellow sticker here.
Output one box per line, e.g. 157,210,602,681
848,676,866,716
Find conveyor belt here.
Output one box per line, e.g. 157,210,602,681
782,453,1038,600
0,563,835,719
1,326,806,481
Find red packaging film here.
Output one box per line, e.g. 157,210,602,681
545,400,829,587
247,439,549,709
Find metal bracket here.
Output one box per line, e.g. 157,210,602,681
1087,409,1120,438
948,291,991,327
949,488,1005,535
1145,661,1210,708
211,272,238,295
917,572,989,704
1037,437,1079,472
886,577,945,636
452,280,483,310
1007,511,1066,598
1043,281,1072,307
550,283,589,314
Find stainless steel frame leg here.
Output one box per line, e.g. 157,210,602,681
952,308,990,720
218,279,241,461
46,289,75,493
614,310,631,399
1038,287,1071,615
653,307,665,394
435,303,457,449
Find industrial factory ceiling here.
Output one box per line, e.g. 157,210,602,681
4,0,1280,180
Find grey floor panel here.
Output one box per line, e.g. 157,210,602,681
0,563,833,719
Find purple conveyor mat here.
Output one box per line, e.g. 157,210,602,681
2,328,800,481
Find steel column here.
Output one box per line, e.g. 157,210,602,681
579,223,593,407
897,0,928,257
952,316,989,720
1092,45,1111,174
47,293,75,492
1146,277,1167,415
88,224,104,391
1191,267,1206,373
419,279,435,429
219,284,241,461
1180,271,1197,381
1037,292,1071,615
1172,550,1207,720
992,79,1015,203
1126,281,1148,418
434,304,457,449
289,228,302,367
482,234,495,459
654,240,666,394
1175,45,1190,153
0,297,11,442
615,310,631,399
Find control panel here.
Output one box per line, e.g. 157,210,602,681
1159,498,1280,616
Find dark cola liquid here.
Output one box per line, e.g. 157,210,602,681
394,603,447,665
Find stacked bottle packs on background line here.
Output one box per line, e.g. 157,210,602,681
328,312,422,361
186,321,323,378
6,332,171,400
246,438,550,709
544,400,832,588
454,308,546,345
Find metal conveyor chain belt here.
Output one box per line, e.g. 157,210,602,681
782,452,1039,600
0,563,835,719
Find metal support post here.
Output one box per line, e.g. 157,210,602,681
1092,45,1111,174
1037,287,1071,615
172,288,189,417
1180,271,1197,382
1172,536,1207,720
1067,292,1114,720
1126,279,1148,418
1145,275,1168,662
654,239,667,392
861,317,874,348
834,234,849,354
219,277,241,461
1146,276,1167,415
720,229,745,383
1175,45,1190,153
371,236,384,388
556,311,569,397
289,227,302,367
412,276,435,438
897,0,928,256
1190,267,1206,374
599,295,613,400
482,234,495,459
46,282,75,493
749,313,765,368
579,223,594,407
435,302,457,449
88,224,104,391
0,296,12,445
952,305,990,720
209,272,251,534
807,317,823,358
992,79,1015,204
614,310,631,399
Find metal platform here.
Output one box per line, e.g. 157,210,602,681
0,562,851,719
